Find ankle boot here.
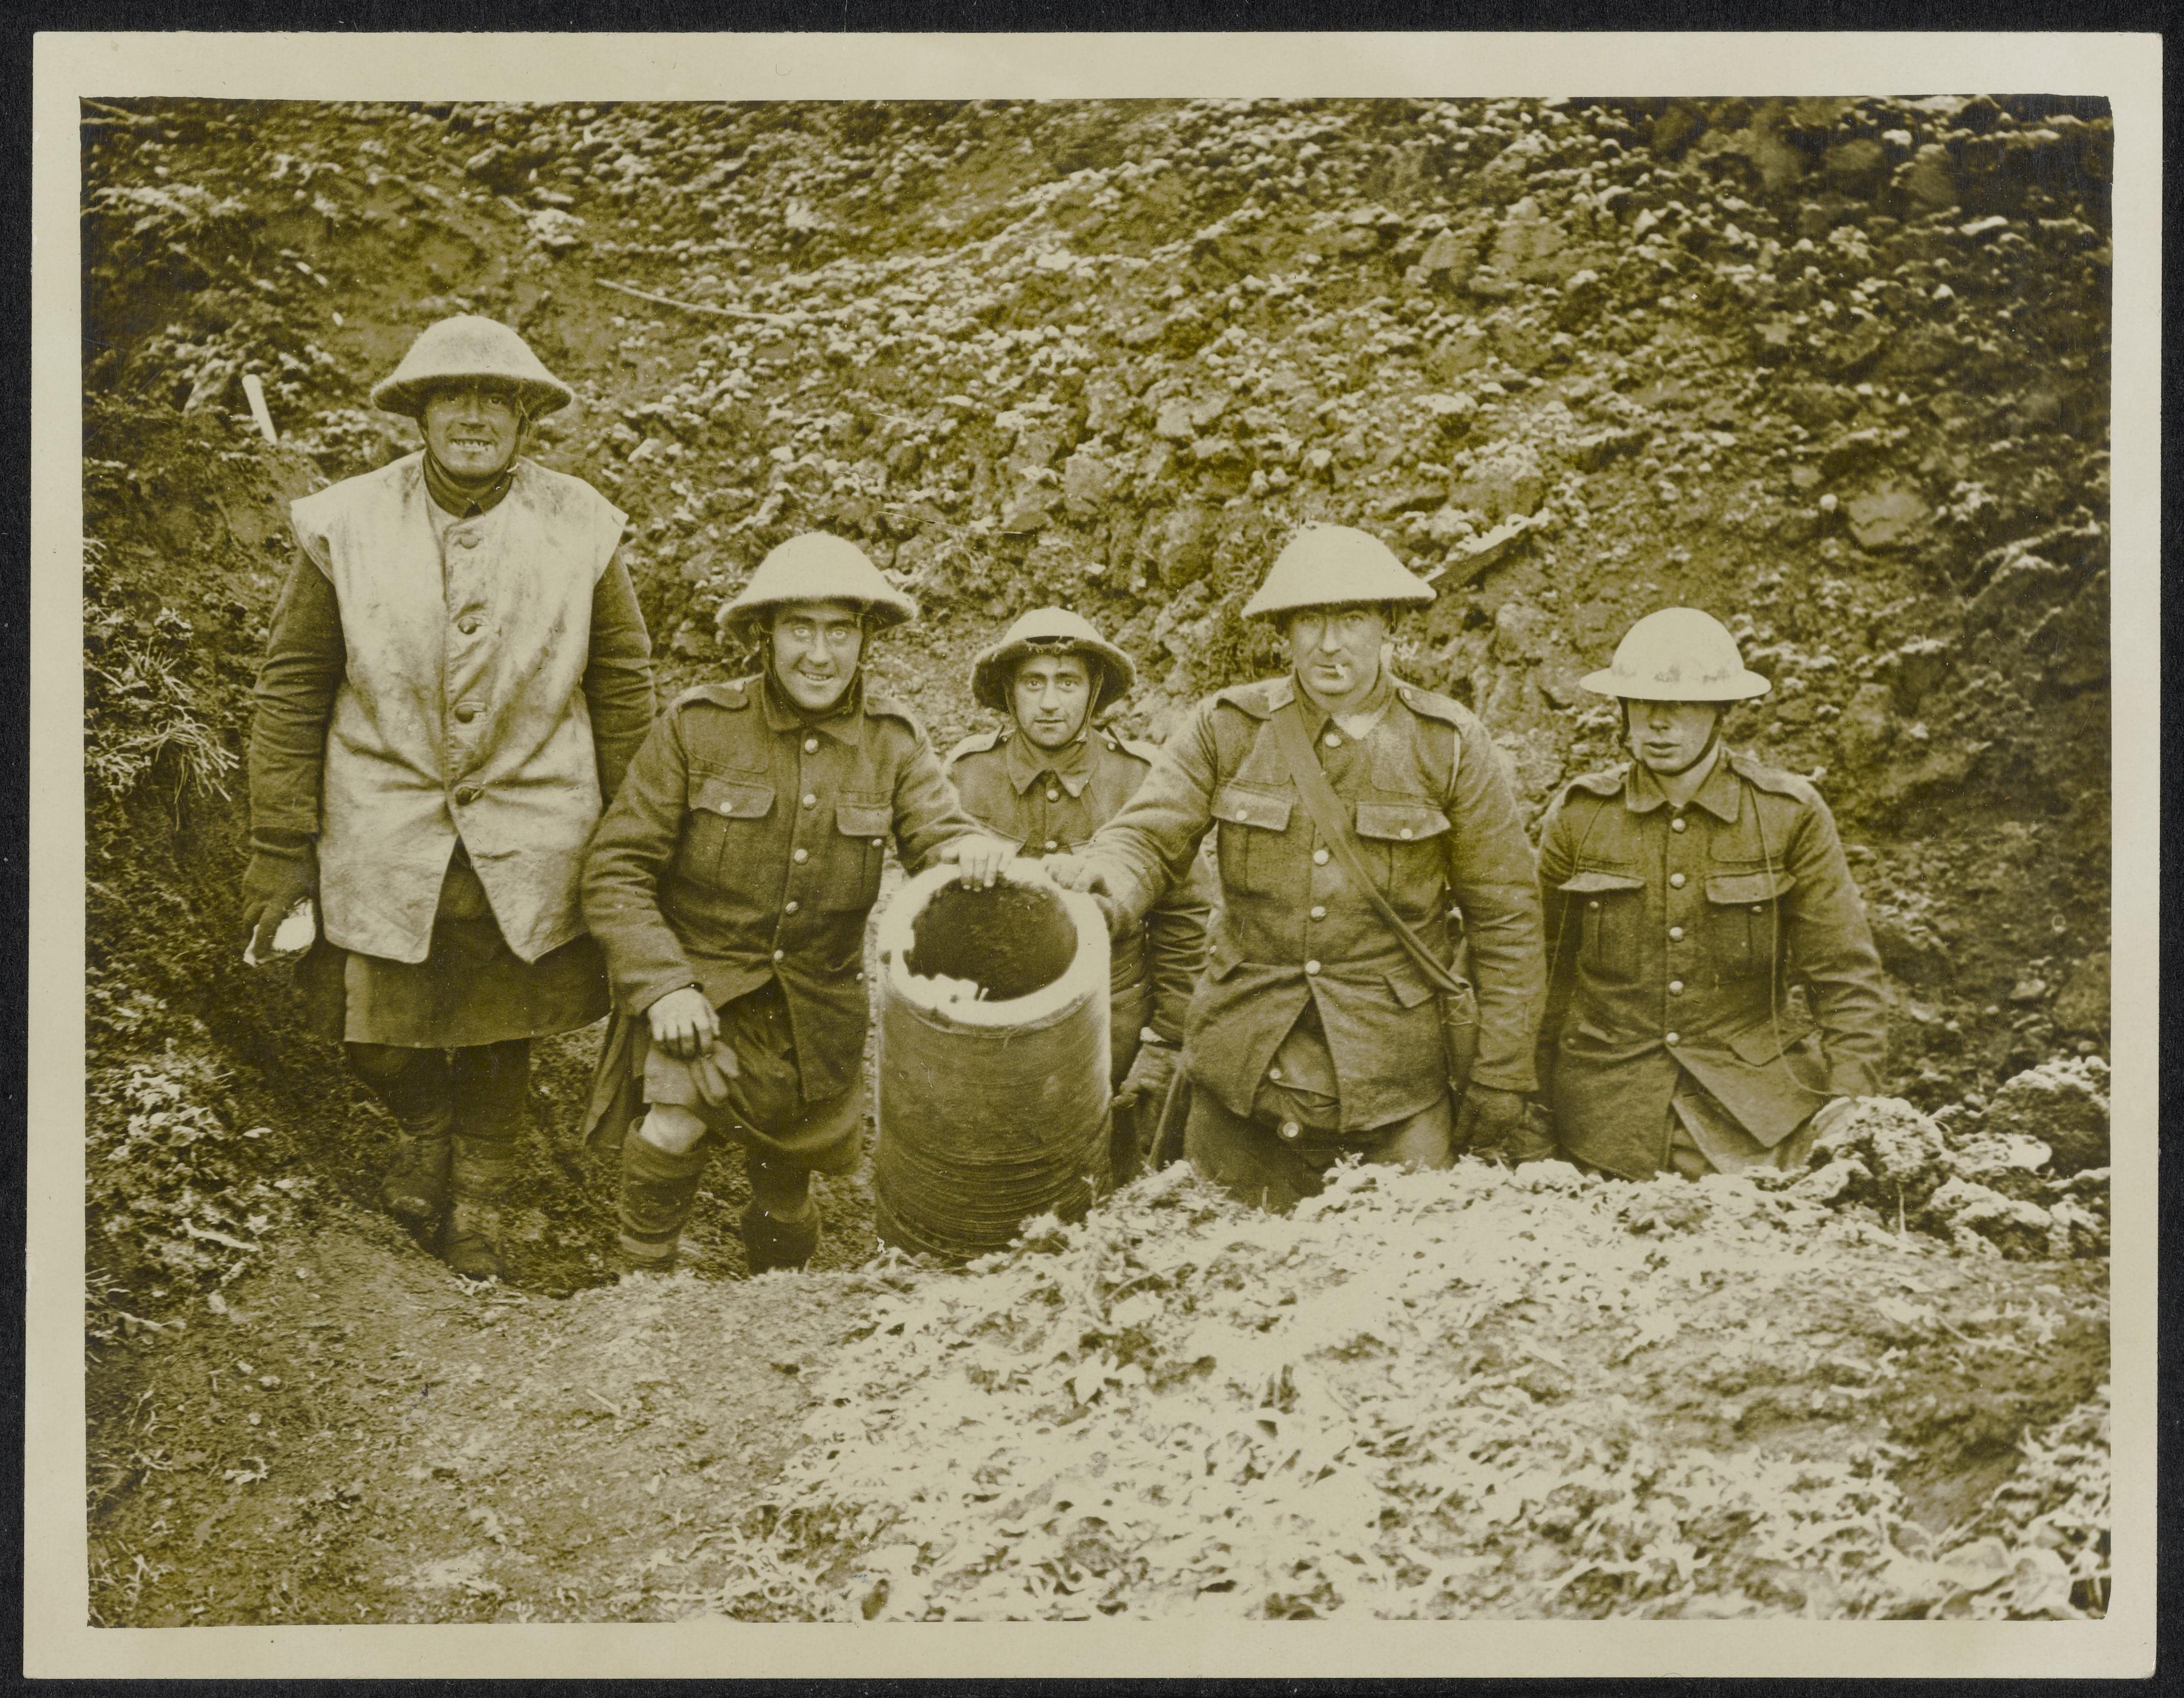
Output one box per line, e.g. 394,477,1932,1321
618,1126,708,1275
380,1115,454,1224
444,1133,518,1281
740,1197,821,1274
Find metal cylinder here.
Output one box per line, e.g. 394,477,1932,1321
873,862,1112,1262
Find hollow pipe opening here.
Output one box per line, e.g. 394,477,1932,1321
902,877,1079,1003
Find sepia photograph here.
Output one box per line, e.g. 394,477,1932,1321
29,28,2158,1680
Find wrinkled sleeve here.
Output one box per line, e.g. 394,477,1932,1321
1782,793,1890,1096
1532,794,1582,1096
246,547,344,857
1082,701,1223,931
1141,849,1213,1041
1443,721,1548,1094
580,706,701,1017
891,730,988,872
584,556,655,802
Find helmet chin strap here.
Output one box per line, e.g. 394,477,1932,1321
1624,703,1723,777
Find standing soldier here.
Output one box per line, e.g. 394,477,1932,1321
243,315,654,1281
580,533,1012,1276
1048,525,1549,1213
1536,607,1889,1179
946,608,1212,1180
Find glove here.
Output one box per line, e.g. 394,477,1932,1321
690,1040,742,1109
240,842,316,963
1113,1039,1181,1119
1453,1083,1537,1165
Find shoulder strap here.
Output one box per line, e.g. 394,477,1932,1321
1268,697,1468,997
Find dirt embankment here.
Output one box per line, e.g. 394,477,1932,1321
80,96,2112,1624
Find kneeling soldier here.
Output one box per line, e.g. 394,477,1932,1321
580,533,1010,1275
946,608,1212,1180
1537,607,1888,1179
1050,525,1549,1213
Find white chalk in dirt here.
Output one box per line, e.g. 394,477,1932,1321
872,859,1113,1262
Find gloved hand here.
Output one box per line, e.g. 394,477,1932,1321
1113,1039,1181,1119
240,843,316,964
646,985,721,1062
1453,1083,1538,1165
690,1039,742,1108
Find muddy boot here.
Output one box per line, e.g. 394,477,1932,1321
740,1198,820,1272
444,1134,518,1281
618,1124,708,1275
379,1116,453,1225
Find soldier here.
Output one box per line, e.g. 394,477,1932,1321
580,533,1012,1276
1047,525,1549,1213
243,315,654,1280
946,608,1212,1180
1536,607,1889,1179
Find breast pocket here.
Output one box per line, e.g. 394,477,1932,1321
825,795,892,912
1557,867,1647,985
1705,866,1797,984
1209,783,1293,895
680,772,775,887
1354,800,1452,903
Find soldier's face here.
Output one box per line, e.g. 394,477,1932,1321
769,600,865,712
1011,654,1094,750
1625,699,1721,774
1286,605,1388,709
421,382,524,481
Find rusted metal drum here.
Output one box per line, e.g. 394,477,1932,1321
873,861,1112,1261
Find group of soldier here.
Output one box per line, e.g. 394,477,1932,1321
242,315,1890,1287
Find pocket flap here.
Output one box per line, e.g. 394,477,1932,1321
1355,802,1452,843
1726,1020,1817,1064
693,776,775,820
836,799,892,839
1211,784,1292,831
1558,867,1646,894
1707,868,1797,905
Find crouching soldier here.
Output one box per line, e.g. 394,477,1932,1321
580,533,1011,1275
243,315,654,1280
1049,525,1549,1213
1537,607,1889,1179
946,608,1212,1180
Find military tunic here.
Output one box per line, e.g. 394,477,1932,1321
1536,749,1889,1179
1076,671,1546,1134
946,724,1212,1080
579,671,987,1164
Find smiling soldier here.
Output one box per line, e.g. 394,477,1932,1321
580,533,1012,1276
946,608,1211,1180
244,315,654,1281
1047,525,1549,1213
1537,607,1889,1179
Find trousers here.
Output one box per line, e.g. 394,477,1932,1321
1182,1087,1455,1215
346,1038,530,1140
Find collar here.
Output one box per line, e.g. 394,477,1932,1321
1624,744,1741,822
1291,666,1393,738
758,667,866,741
422,450,520,518
1003,724,1096,796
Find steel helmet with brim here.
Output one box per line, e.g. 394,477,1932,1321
1239,523,1438,623
370,315,575,419
1580,606,1772,702
717,533,919,642
971,607,1137,715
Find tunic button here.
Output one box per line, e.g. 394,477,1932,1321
1323,732,1341,748
784,900,799,915
1309,905,1326,920
454,704,478,723
802,793,817,808
1669,872,1687,889
457,618,479,636
1279,1121,1302,1140
1669,980,1685,994
773,949,785,962
457,534,479,549
1047,788,1061,802
1234,806,1248,821
1399,827,1414,840
1752,904,1765,914
1313,848,1330,866
804,737,819,754
1269,1066,1284,1081
1672,817,1687,832
455,787,480,805
1305,959,1322,975
1588,899,1600,910
873,839,885,849
1045,839,1058,851
793,848,809,864
1668,925,1684,940
1665,1032,1681,1046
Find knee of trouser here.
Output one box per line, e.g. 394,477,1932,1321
345,1043,451,1124
450,1040,531,1140
635,1103,711,1157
